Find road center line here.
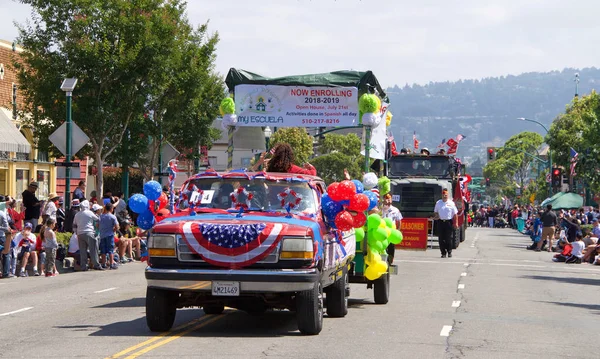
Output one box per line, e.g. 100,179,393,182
463,263,469,266
95,287,118,294
452,301,461,308
0,307,33,317
458,284,465,289
461,272,467,277
440,325,453,336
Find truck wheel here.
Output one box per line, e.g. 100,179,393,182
460,226,466,242
326,268,349,318
203,304,225,315
296,281,324,335
373,272,390,304
452,228,460,249
146,287,178,332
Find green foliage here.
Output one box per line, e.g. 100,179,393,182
102,167,145,195
56,232,71,247
220,97,235,115
269,128,314,165
311,133,364,184
319,133,362,157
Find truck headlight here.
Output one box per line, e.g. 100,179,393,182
148,234,176,257
280,237,313,260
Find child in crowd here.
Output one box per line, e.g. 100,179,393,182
15,222,39,277
99,203,119,270
43,218,59,277
552,238,573,262
565,233,585,264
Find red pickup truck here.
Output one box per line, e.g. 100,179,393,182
145,171,355,335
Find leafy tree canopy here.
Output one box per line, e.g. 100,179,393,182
269,127,314,165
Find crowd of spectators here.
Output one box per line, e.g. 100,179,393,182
1,181,147,279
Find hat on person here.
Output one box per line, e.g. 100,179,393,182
420,147,430,155
29,182,39,188
92,203,103,212
0,195,5,202
71,199,80,207
48,192,60,201
24,222,33,229
80,200,90,210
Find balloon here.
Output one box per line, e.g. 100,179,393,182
337,180,356,201
365,259,388,280
322,194,343,219
327,182,344,202
351,180,364,194
381,239,389,249
157,192,168,209
362,172,378,190
368,237,384,253
143,181,163,201
334,211,354,231
364,191,378,211
352,212,367,228
373,227,388,242
148,200,158,215
367,214,382,230
128,194,149,214
137,210,155,230
384,217,394,229
389,229,403,245
355,227,365,242
348,193,369,212
155,208,170,223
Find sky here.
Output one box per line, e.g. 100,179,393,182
1,0,600,88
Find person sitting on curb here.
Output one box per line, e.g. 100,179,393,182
68,233,82,271
15,222,39,277
565,233,585,264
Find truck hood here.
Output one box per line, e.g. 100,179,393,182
390,178,452,189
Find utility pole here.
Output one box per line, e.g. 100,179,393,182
60,78,78,210
574,73,580,98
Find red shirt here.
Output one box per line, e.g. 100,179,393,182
288,164,317,176
8,208,24,231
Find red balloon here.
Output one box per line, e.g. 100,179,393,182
148,200,158,215
157,192,168,209
155,208,171,223
327,182,344,202
338,180,356,201
334,210,354,231
348,193,369,212
352,212,367,228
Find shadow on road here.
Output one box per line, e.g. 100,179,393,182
186,310,303,337
347,298,371,309
522,275,600,286
92,297,145,308
538,301,600,314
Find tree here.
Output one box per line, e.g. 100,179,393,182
269,128,314,165
14,0,220,194
546,102,586,169
310,133,364,184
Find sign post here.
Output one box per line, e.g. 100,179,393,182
59,78,78,210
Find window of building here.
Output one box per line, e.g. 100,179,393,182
208,156,217,166
16,152,30,161
37,170,50,199
241,157,251,167
37,151,49,162
15,169,30,200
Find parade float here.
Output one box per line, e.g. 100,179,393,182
137,69,402,335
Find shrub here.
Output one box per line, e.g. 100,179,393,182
56,232,72,247
103,167,145,195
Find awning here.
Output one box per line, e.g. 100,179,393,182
0,108,32,154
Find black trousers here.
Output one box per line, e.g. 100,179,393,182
438,220,454,255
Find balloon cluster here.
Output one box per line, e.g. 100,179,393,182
220,97,237,130
128,180,171,230
358,93,382,127
362,214,403,280
322,180,377,231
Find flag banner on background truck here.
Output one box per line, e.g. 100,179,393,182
234,85,358,127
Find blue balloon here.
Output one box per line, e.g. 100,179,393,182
352,180,364,194
143,180,163,201
129,194,149,214
322,193,343,219
364,191,378,211
137,210,155,230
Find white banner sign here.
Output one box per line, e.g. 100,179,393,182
234,85,358,127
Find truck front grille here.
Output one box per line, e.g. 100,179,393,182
176,236,280,264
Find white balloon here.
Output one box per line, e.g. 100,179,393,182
361,113,381,127
363,172,378,190
221,114,238,130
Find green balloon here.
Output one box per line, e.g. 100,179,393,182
382,239,389,248
384,217,394,228
367,214,382,231
389,229,403,245
355,227,365,242
372,227,387,242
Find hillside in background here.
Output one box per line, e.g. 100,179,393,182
386,67,600,163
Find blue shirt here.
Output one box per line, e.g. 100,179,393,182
99,213,118,238
592,225,600,238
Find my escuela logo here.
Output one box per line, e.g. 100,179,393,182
239,87,283,114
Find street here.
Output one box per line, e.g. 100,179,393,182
1,227,598,359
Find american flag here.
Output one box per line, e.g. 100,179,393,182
181,222,284,268
437,139,446,148
570,147,578,177
388,131,399,156
413,131,419,150
456,134,466,143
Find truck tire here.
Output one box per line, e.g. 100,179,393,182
296,281,324,335
373,272,390,304
452,228,460,249
203,304,225,315
460,226,466,242
146,287,178,332
326,267,349,318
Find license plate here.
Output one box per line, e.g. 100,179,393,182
389,265,398,275
211,281,240,296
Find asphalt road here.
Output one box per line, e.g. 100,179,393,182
1,227,598,359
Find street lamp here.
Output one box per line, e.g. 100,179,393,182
60,78,78,210
517,117,552,195
264,126,272,150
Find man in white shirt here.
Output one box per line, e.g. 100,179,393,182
433,188,459,258
73,200,102,271
382,193,403,262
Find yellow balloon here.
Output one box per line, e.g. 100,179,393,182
386,228,391,237
379,221,387,229
373,260,388,273
385,111,393,127
374,96,381,113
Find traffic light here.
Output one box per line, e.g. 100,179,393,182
485,178,490,187
551,168,562,188
487,147,496,161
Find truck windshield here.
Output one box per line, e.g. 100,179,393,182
388,156,453,178
179,178,318,214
